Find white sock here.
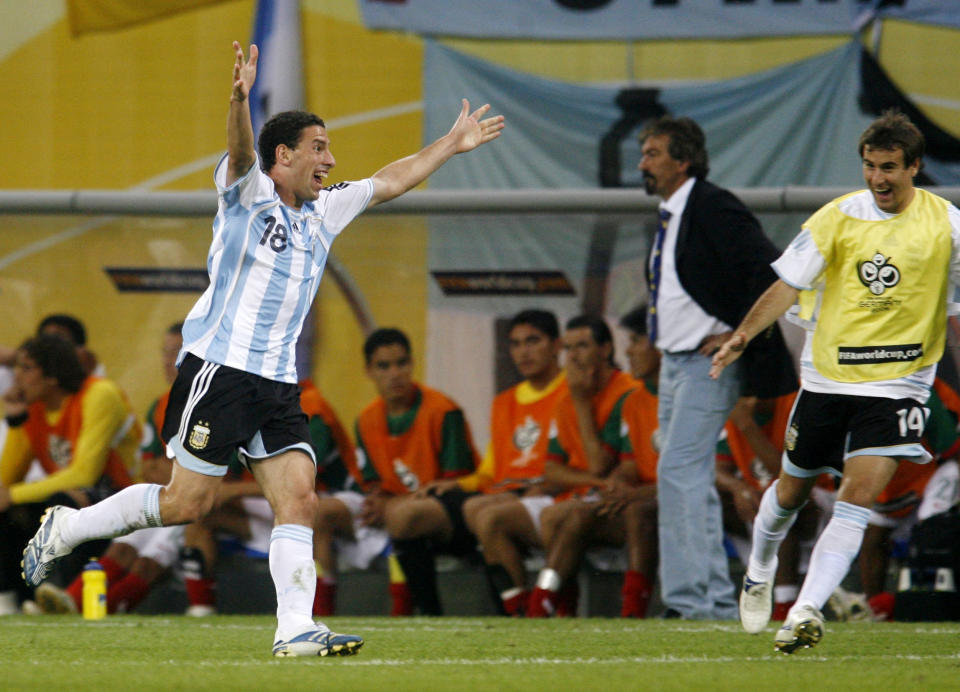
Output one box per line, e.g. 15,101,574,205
0,590,18,615
794,501,870,612
536,568,561,592
270,525,318,639
774,584,799,604
747,480,799,583
59,484,162,548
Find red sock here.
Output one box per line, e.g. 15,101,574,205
313,579,336,616
555,581,579,617
527,587,557,618
185,576,216,608
868,592,895,621
99,556,128,583
772,600,794,622
502,590,529,617
621,570,652,618
390,582,413,616
107,573,151,614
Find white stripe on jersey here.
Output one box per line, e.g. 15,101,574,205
179,155,373,382
191,199,265,367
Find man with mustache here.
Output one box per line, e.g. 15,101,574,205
639,116,795,620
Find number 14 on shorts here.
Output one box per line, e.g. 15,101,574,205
896,405,928,438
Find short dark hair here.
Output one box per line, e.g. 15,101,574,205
364,328,411,365
19,334,86,393
508,309,559,341
167,322,184,335
565,314,615,366
640,116,710,180
619,305,648,337
37,313,86,346
258,110,326,171
858,110,925,170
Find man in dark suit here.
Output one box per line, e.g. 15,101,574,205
640,116,795,619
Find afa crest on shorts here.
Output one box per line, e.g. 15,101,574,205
784,422,799,452
189,420,212,450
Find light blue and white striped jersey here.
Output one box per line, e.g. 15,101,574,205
180,154,374,382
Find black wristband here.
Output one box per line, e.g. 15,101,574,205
4,412,28,428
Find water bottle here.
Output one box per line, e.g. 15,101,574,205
897,566,912,591
82,559,107,620
934,568,956,593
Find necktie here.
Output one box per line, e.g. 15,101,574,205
648,208,671,344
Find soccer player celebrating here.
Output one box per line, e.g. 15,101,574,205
712,111,960,653
21,41,503,657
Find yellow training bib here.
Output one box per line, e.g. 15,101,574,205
805,189,952,383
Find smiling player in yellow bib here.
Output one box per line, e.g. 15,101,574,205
711,111,960,654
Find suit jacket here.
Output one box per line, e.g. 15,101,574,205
646,178,797,398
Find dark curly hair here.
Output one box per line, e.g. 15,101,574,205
19,334,86,393
858,110,925,170
619,305,648,337
258,111,326,171
509,309,560,341
363,328,411,365
565,314,615,366
639,116,710,180
37,313,87,346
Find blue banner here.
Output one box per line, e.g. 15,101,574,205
423,40,874,191
360,0,960,40
249,0,304,138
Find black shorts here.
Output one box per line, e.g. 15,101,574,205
783,389,930,478
161,354,314,476
429,486,480,556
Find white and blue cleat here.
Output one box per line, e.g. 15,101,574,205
272,626,364,658
739,575,773,634
774,604,824,654
22,506,76,587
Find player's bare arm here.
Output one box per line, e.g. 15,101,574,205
413,478,461,499
698,331,733,357
0,345,15,366
368,99,504,207
226,41,259,186
359,491,389,527
543,460,605,493
710,279,799,379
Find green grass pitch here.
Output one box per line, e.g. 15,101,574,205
2,616,958,690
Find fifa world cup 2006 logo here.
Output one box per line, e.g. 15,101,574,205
858,252,900,295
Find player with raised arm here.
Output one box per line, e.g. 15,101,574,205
21,41,503,658
711,111,960,653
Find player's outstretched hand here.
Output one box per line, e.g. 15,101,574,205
448,99,504,154
231,41,259,103
709,331,748,380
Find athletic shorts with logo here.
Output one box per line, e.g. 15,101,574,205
783,389,930,477
162,353,315,474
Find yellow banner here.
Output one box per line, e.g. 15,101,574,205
66,0,237,36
